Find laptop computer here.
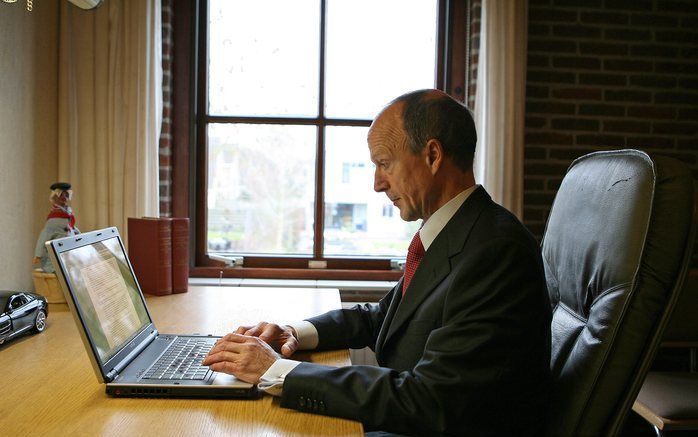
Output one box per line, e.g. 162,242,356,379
46,226,257,398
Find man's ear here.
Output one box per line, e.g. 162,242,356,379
425,138,444,175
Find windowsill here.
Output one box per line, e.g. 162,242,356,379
189,266,403,281
188,277,396,302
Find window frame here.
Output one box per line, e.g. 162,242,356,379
172,0,468,280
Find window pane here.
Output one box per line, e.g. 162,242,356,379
324,127,419,257
324,0,438,119
207,124,316,255
208,0,320,117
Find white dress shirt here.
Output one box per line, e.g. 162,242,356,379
258,186,479,396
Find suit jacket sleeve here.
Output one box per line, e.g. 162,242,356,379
280,237,550,436
304,287,395,351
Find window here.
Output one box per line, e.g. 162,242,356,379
190,0,467,277
10,295,26,310
382,205,394,218
341,162,365,184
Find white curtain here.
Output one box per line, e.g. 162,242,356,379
58,0,162,240
473,0,528,219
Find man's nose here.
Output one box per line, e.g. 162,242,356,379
374,170,388,193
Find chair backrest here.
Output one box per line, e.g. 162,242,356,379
542,149,696,436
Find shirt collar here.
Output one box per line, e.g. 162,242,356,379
419,185,478,251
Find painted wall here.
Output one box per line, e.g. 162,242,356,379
0,2,59,290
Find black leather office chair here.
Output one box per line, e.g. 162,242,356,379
541,149,696,436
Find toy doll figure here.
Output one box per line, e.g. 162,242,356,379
32,182,80,273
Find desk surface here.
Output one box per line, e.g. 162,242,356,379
0,286,363,436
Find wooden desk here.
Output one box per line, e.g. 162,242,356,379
0,286,363,436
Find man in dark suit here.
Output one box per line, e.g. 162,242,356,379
204,89,551,436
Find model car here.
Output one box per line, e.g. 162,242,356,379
0,291,48,345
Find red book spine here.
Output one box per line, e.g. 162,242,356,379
127,217,172,296
171,217,189,293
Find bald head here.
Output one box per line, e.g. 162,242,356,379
367,101,408,153
383,88,477,172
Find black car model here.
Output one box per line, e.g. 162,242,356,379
0,291,48,345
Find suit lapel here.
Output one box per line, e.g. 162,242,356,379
380,187,492,350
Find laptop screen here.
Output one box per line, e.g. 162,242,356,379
58,236,151,363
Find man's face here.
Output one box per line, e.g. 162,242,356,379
368,105,432,222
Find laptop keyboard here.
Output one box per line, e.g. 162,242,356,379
142,337,215,381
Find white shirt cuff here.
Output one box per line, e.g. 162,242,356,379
289,320,319,350
258,358,301,397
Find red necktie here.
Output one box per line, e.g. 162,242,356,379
403,231,425,295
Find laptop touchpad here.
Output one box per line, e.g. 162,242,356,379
211,372,252,387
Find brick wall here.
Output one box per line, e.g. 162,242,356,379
525,0,698,265
159,0,173,217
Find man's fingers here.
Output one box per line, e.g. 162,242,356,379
206,342,242,359
207,334,250,357
207,360,242,377
207,361,229,373
280,338,298,357
243,321,268,337
221,332,250,343
202,349,238,366
234,325,252,334
258,324,281,342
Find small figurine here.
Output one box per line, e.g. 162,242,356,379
32,182,80,273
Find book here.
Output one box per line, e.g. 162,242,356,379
170,217,190,294
127,217,173,296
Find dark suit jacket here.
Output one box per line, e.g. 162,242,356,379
280,187,551,436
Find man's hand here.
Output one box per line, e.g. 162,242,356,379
202,333,279,384
234,322,298,358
